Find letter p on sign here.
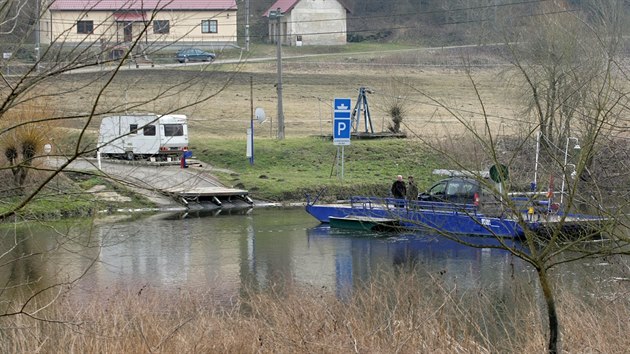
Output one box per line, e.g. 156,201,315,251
337,121,347,136
333,118,351,145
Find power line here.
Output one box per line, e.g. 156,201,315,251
39,0,580,42
273,0,552,25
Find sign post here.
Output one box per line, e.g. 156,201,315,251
333,98,351,180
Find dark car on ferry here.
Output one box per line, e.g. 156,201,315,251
176,48,216,63
418,177,486,205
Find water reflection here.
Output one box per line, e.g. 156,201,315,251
159,207,254,220
305,225,526,298
2,208,531,303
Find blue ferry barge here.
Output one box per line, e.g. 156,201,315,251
306,196,606,239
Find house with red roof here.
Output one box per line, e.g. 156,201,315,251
41,0,238,49
263,0,349,46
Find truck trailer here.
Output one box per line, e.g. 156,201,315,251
98,114,188,160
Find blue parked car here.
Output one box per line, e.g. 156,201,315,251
176,48,216,63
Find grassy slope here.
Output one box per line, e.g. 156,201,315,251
191,136,444,202
0,173,156,220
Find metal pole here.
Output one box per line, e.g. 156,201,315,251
533,130,541,190
330,147,337,178
250,76,254,165
560,137,569,205
276,9,285,140
35,0,40,72
341,146,345,181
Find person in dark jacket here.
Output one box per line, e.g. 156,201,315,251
406,175,419,202
391,175,406,199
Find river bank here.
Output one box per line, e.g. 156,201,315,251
3,135,629,221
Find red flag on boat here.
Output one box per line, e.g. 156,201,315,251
546,175,554,198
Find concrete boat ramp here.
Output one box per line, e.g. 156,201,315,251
53,157,252,209
164,186,253,206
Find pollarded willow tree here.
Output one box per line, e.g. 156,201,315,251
402,1,630,354
0,0,239,325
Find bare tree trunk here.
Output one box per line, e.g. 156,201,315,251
538,267,559,354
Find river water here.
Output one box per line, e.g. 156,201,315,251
0,207,624,302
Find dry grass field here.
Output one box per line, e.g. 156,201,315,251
44,47,522,141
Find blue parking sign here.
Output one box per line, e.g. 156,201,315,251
333,98,351,146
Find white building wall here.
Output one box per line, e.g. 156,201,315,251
267,0,346,46
290,0,346,46
42,10,237,48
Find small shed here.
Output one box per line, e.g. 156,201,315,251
263,0,350,46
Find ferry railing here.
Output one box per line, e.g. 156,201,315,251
349,196,562,217
350,196,377,209
410,200,478,214
349,196,478,214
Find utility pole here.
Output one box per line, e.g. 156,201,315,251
270,8,284,139
35,0,40,71
245,0,250,51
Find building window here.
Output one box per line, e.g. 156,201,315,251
129,124,138,134
143,125,156,136
77,20,94,34
153,20,169,34
201,20,218,34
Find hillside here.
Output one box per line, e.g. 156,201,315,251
244,0,628,46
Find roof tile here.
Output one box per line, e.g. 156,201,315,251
262,0,350,17
263,0,299,17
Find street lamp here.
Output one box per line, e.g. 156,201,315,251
560,137,580,204
246,77,266,165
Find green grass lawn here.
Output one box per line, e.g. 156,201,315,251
0,174,155,220
191,136,444,202
0,192,95,220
